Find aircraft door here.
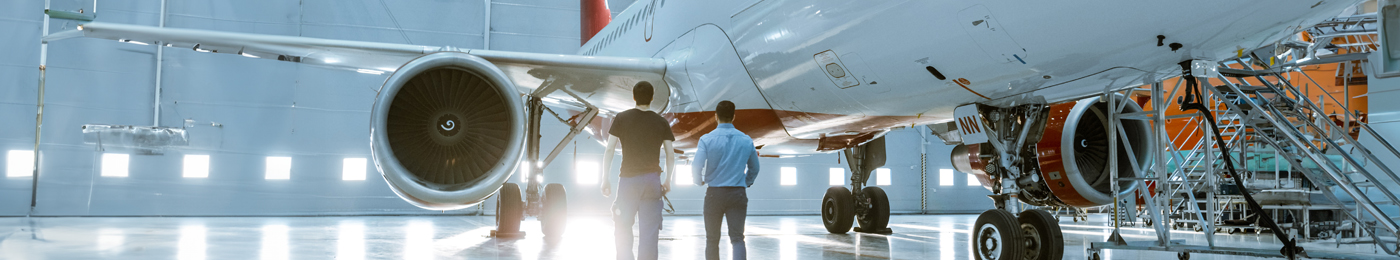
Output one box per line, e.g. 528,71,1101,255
682,25,772,116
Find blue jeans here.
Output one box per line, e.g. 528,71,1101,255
704,187,747,260
614,172,663,260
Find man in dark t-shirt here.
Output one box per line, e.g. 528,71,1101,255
600,81,676,260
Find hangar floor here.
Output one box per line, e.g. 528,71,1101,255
0,214,1385,259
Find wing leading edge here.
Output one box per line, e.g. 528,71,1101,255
45,22,668,113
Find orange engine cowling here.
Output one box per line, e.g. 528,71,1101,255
951,95,1149,208
1034,95,1148,207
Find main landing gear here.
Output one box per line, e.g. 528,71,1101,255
494,83,599,239
942,103,1065,260
970,208,1064,260
821,137,893,234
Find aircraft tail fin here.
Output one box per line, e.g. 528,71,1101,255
581,0,611,46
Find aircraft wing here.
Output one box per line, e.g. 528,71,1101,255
44,22,667,113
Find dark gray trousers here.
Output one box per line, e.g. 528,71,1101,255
614,172,663,260
704,187,747,260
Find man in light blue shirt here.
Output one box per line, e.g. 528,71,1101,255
691,100,760,260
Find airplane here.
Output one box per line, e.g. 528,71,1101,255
41,0,1363,259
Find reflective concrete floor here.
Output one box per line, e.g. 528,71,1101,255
0,214,1388,259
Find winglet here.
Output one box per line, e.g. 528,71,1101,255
580,0,611,46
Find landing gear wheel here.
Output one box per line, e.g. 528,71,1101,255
1177,251,1190,260
541,183,567,237
1018,209,1064,260
1144,217,1153,227
1089,251,1101,260
821,186,855,234
494,183,524,237
973,209,1025,260
856,186,891,233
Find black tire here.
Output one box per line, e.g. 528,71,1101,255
973,209,1025,260
496,183,523,234
1018,209,1064,260
821,186,856,233
541,183,567,237
857,186,891,232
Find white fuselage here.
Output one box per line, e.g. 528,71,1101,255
580,0,1357,154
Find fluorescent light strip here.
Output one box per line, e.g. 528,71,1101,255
265,157,291,180
342,158,366,181
675,163,693,185
576,161,599,184
7,150,34,177
780,167,797,186
938,169,954,186
101,153,129,177
875,168,891,186
829,168,843,186
183,155,209,178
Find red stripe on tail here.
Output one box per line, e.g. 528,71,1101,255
581,0,612,46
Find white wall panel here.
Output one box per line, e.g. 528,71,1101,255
0,0,44,216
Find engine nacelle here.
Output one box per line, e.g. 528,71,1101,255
370,52,527,210
1035,95,1148,207
952,95,1148,208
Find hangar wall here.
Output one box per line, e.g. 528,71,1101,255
0,0,993,216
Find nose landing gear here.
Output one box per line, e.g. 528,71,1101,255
820,137,893,234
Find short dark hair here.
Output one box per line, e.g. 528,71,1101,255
716,100,735,123
633,81,654,106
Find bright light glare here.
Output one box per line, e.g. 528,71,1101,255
97,228,124,252
178,225,206,260
101,153,129,177
404,220,433,260
265,157,291,180
780,167,797,186
338,220,365,260
342,158,366,181
576,161,599,184
675,164,693,185
829,168,843,186
876,168,890,186
183,155,209,178
355,69,383,75
7,150,34,177
939,169,954,186
939,222,954,260
778,220,800,260
261,224,288,260
968,173,981,186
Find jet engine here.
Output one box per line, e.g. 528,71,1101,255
370,52,527,210
953,95,1148,208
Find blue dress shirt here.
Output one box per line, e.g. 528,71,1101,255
692,123,761,187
